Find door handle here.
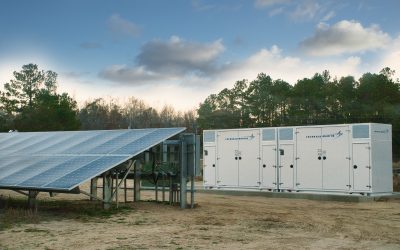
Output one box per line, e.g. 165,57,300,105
353,165,357,169
318,156,321,160
290,164,293,168
235,157,238,160
239,157,242,160
212,164,215,167
323,156,326,160
263,164,266,168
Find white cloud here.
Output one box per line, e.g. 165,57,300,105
108,14,141,38
217,45,362,85
99,65,164,85
61,71,90,79
137,36,224,75
256,0,334,22
191,0,215,11
300,20,391,56
379,35,400,80
321,10,335,22
100,36,224,85
255,0,291,8
290,0,320,20
269,7,285,17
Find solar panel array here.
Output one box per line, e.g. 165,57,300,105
0,128,185,191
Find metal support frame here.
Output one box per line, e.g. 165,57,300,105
103,171,112,210
28,190,39,211
110,160,135,206
84,160,136,210
151,134,199,209
180,139,188,209
13,190,29,196
80,190,105,202
124,179,127,203
1,130,200,212
134,160,141,202
90,177,98,201
169,175,173,205
162,173,166,202
19,133,199,211
192,135,200,208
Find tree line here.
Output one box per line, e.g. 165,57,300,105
0,64,196,133
1,64,399,157
197,68,400,158
78,98,196,131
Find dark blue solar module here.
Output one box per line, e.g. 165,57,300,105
0,128,185,191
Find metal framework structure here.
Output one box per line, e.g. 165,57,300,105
0,128,200,210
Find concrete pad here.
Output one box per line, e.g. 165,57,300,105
197,189,400,202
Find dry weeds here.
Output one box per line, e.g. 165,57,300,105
0,187,400,250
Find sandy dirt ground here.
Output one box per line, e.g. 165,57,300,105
1,185,400,250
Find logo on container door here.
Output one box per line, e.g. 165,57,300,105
225,133,255,141
373,129,389,134
306,130,343,139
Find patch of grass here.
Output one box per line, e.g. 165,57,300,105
0,207,40,231
248,216,298,232
116,237,128,240
24,228,51,233
0,196,135,230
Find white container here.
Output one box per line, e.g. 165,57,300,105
203,123,393,195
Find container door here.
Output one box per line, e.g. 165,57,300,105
238,129,260,187
261,145,277,188
296,127,322,190
203,146,216,186
322,126,350,191
279,144,294,189
352,143,371,191
217,130,239,186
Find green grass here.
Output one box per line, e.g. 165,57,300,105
0,195,135,231
24,228,51,233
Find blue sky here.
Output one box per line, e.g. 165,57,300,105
1,0,399,110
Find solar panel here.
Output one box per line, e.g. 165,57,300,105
0,128,185,191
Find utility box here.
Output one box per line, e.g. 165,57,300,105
203,128,261,188
203,123,393,195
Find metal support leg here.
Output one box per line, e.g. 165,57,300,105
90,177,98,201
169,176,173,205
103,172,112,210
180,140,187,209
28,190,39,211
162,174,165,202
155,173,158,202
111,175,114,201
124,178,127,203
116,172,119,208
162,143,168,163
134,161,141,202
190,174,195,208
102,175,105,200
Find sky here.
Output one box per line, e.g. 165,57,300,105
0,0,399,111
